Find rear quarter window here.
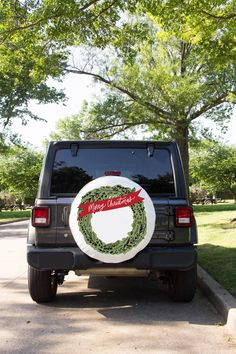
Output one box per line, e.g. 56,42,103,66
51,147,175,196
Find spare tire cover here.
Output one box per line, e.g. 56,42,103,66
69,176,156,263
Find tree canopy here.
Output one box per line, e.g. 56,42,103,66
190,140,236,201
0,0,135,126
0,145,43,203
63,19,235,183
0,0,68,126
142,0,236,73
1,0,235,187
1,0,235,127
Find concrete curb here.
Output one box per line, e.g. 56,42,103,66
197,265,236,339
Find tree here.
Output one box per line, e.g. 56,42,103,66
144,0,236,61
190,140,236,202
0,0,135,126
0,0,68,126
65,22,235,185
1,0,234,129
0,145,43,204
1,1,235,187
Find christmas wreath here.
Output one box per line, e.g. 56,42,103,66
78,185,147,254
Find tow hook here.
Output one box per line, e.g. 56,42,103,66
56,272,65,285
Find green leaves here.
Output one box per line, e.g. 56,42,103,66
0,0,134,125
143,0,236,66
0,145,43,202
52,13,234,184
0,0,235,192
0,0,67,125
190,140,236,198
1,0,234,131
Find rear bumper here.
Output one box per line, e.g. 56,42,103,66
27,245,197,271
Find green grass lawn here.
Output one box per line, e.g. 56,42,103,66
0,210,31,224
194,201,236,297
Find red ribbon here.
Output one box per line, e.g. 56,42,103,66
78,189,144,219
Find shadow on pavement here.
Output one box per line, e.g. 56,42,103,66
0,220,29,238
41,275,219,326
0,274,230,354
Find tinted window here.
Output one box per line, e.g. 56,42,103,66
51,148,175,196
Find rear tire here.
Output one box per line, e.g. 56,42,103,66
168,265,197,302
28,265,58,303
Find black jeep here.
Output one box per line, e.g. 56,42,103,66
27,141,197,303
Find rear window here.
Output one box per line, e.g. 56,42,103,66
51,148,175,196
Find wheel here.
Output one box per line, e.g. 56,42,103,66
28,265,58,303
168,265,197,302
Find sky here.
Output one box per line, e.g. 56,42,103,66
11,73,236,150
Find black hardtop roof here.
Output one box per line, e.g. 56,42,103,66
50,140,176,149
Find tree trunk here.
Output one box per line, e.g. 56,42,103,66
173,123,190,192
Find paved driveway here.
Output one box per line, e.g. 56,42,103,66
0,220,235,354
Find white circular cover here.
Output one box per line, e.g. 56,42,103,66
69,176,156,263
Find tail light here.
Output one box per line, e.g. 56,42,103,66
175,207,193,227
32,207,50,227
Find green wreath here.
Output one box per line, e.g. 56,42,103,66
78,185,147,255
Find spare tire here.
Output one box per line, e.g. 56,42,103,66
69,176,156,263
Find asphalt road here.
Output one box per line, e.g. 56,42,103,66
0,220,235,354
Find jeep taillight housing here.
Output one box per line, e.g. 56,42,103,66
175,207,193,227
32,207,50,227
